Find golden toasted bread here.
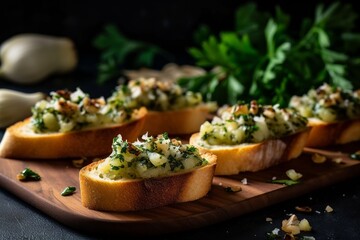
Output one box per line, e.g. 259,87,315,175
190,128,311,175
79,152,216,212
142,104,211,136
305,118,360,147
0,108,147,159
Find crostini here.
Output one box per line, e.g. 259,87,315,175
190,101,310,175
289,83,360,147
0,88,147,159
108,77,216,136
79,133,216,212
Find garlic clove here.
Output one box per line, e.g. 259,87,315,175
0,89,45,128
0,34,77,84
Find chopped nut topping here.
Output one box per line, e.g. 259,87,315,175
325,205,334,213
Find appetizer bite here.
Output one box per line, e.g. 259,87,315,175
0,88,147,159
190,101,310,175
79,133,216,211
108,77,216,136
289,83,360,147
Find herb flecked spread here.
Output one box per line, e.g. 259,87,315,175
198,101,308,146
95,133,208,179
289,83,360,122
108,77,215,111
31,88,133,133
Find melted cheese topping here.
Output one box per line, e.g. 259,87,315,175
107,77,214,111
289,83,360,122
31,88,131,133
198,101,308,146
96,133,208,180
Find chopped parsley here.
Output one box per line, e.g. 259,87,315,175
17,168,41,181
96,133,208,180
270,179,300,186
61,186,76,196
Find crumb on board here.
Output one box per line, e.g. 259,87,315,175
241,178,248,185
312,153,327,163
295,206,312,213
325,205,334,213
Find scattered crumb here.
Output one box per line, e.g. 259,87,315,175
286,169,303,181
272,228,280,235
315,210,321,214
266,217,273,222
312,153,327,163
72,158,85,168
241,178,248,185
325,205,334,213
225,186,242,193
332,158,343,164
282,214,301,235
295,206,312,213
299,219,312,231
281,214,312,236
272,176,277,180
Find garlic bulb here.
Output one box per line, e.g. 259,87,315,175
0,89,44,128
0,34,77,84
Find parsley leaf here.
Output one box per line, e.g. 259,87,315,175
93,24,170,84
180,2,360,106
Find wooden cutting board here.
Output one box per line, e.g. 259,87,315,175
0,142,359,236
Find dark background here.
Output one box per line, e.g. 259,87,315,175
1,2,360,239
1,0,359,62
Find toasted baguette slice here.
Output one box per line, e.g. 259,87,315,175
0,108,147,159
305,118,360,147
142,104,211,136
190,128,311,175
79,153,216,212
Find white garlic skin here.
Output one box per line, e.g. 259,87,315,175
0,34,77,84
0,89,44,128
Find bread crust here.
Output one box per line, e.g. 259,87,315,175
142,104,210,136
0,108,147,159
305,118,360,147
190,128,311,175
79,153,216,212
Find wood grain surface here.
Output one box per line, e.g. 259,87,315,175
0,142,359,236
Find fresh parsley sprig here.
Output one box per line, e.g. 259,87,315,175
93,24,170,84
179,2,360,106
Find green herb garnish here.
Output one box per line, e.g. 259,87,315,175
180,2,360,106
17,168,41,181
61,186,76,196
271,179,300,186
93,24,171,84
